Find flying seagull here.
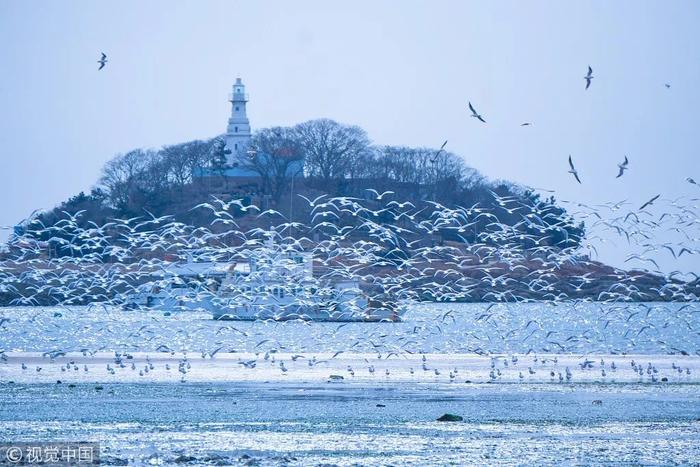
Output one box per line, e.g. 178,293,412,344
520,122,532,126
584,66,593,90
665,83,671,89
431,140,448,163
365,189,394,200
687,177,697,185
468,102,486,123
568,155,581,184
98,52,108,70
616,155,629,178
639,194,660,211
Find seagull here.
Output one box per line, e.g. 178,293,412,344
568,155,581,184
98,52,108,71
584,66,593,90
665,83,671,89
298,194,327,207
431,140,448,163
468,102,486,123
639,194,661,211
365,189,394,200
686,177,697,185
616,156,629,178
520,122,532,126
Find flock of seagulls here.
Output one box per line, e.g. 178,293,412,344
0,185,698,381
567,152,631,185
567,152,632,184
0,57,695,386
2,346,695,386
94,52,673,188
466,65,677,183
97,54,670,189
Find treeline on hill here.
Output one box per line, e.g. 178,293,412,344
14,118,584,256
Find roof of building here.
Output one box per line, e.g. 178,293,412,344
194,156,304,179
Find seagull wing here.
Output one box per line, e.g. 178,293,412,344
432,140,448,162
639,194,660,211
98,62,106,70
298,194,313,206
587,66,592,77
616,166,625,178
568,155,575,171
468,101,477,115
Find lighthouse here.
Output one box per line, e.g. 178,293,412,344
225,78,252,164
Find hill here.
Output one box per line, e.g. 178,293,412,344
4,118,695,306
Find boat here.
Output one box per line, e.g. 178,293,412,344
123,247,403,322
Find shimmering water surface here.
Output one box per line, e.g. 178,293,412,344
1,302,698,355
1,303,700,465
1,382,699,465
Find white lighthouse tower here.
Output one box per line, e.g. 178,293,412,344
225,78,252,164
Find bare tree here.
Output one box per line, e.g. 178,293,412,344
380,146,433,185
237,127,304,201
159,139,213,187
294,119,371,191
99,149,154,211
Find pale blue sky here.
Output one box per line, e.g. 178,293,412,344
1,1,699,270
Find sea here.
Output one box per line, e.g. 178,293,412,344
1,302,699,465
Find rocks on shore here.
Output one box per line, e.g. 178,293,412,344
437,413,463,422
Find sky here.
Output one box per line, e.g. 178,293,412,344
1,1,699,271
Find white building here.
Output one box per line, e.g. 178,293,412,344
194,78,302,184
225,77,252,165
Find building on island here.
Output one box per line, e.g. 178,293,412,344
225,78,252,165
195,78,303,188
